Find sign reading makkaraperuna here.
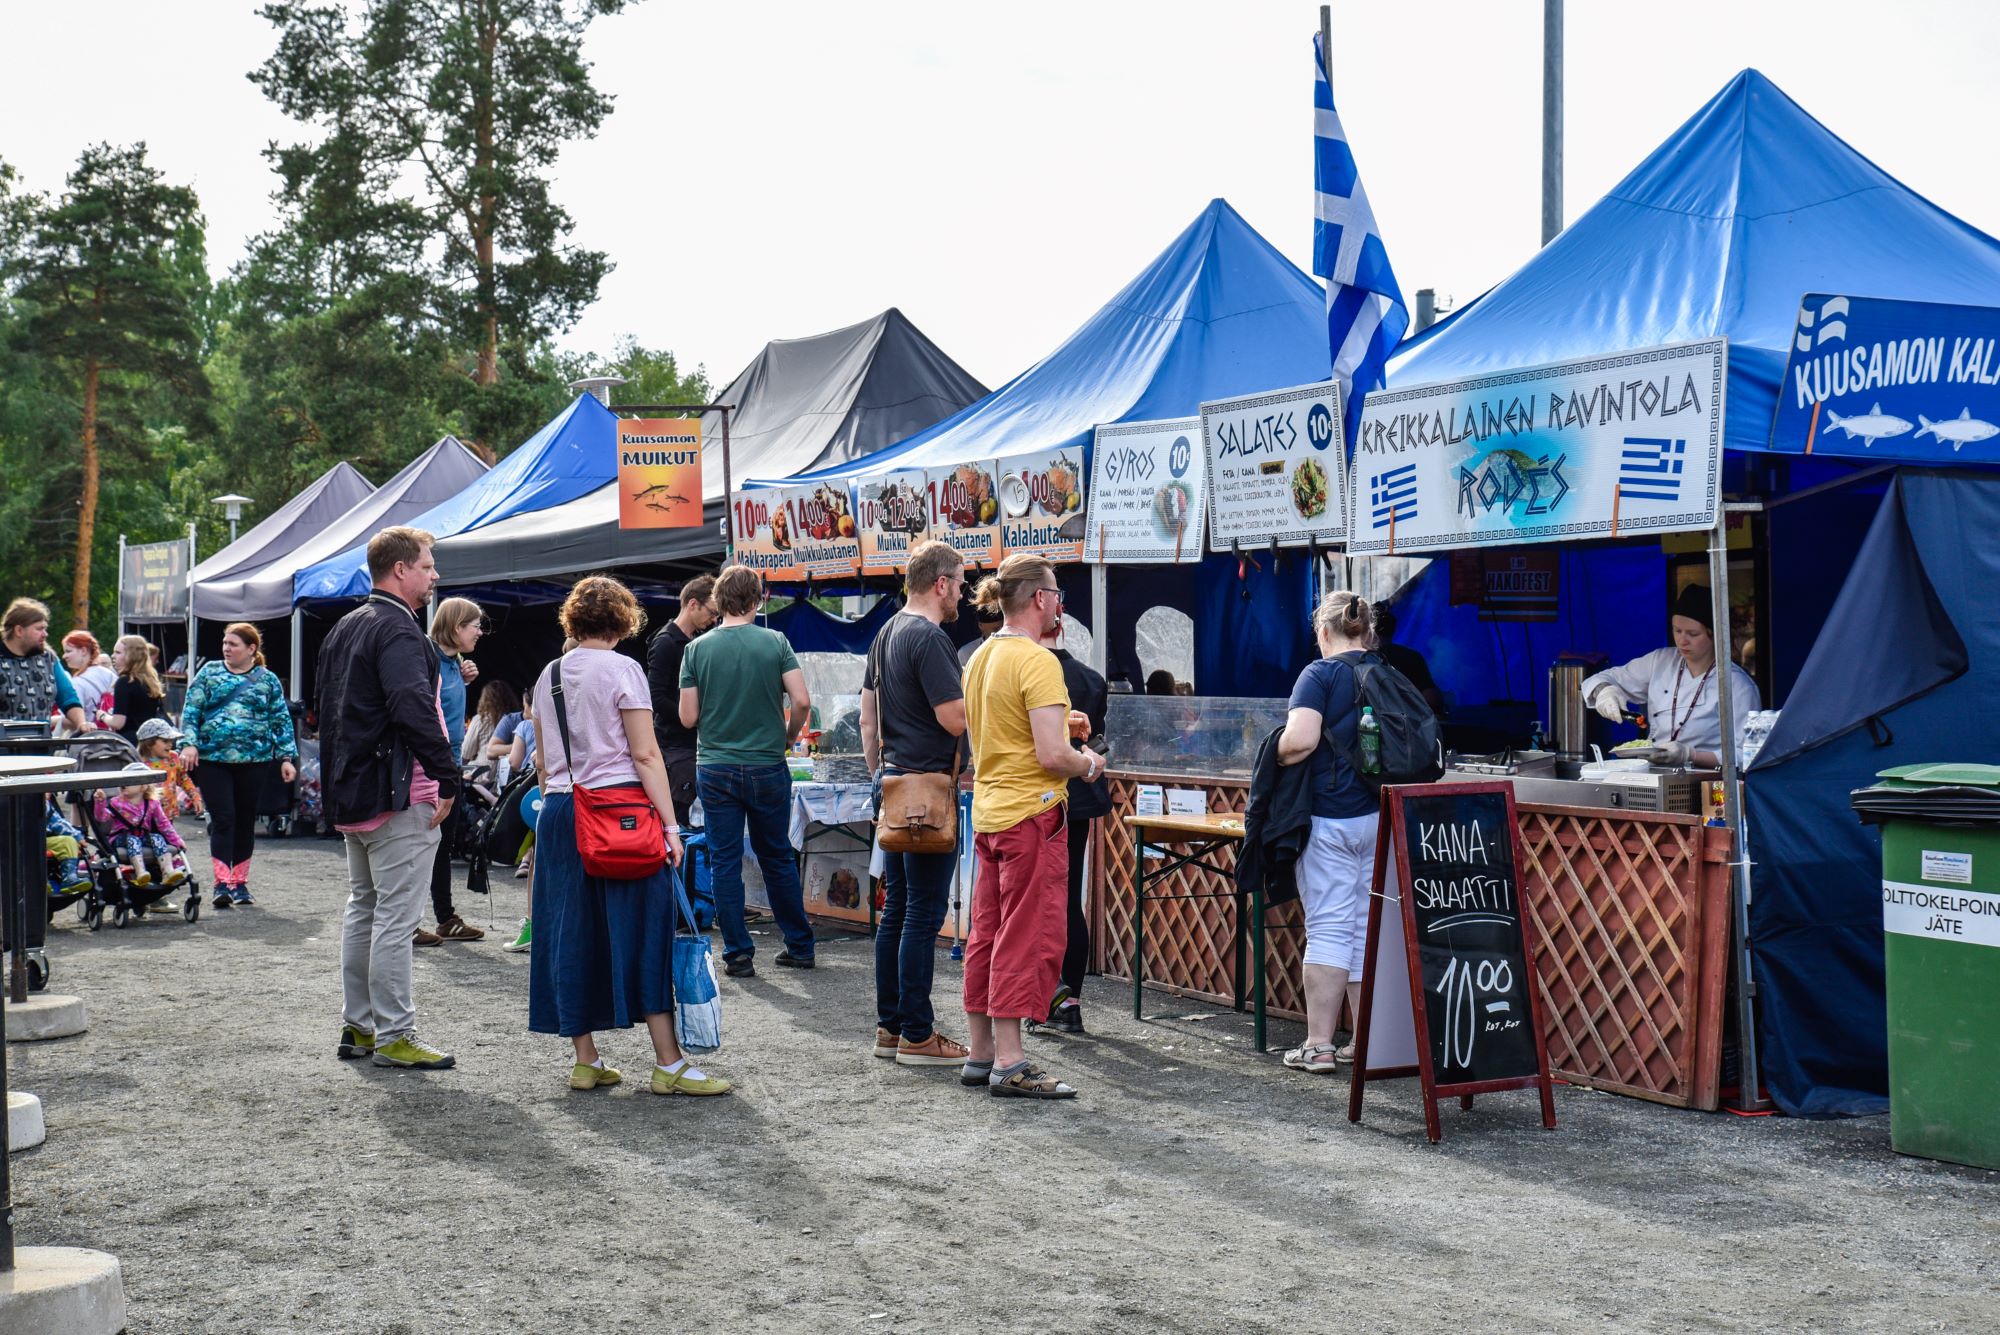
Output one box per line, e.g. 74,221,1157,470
1346,339,1726,556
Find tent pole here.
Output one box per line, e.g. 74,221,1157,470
1089,562,1108,676
185,522,198,678
720,406,735,564
1708,513,1767,1112
116,534,128,642
1542,0,1564,245
290,608,305,703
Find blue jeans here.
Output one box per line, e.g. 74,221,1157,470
697,763,813,962
875,839,956,1043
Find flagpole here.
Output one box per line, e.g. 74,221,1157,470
1319,6,1332,96
1543,0,1564,244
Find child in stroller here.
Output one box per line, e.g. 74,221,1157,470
45,795,95,915
93,780,193,889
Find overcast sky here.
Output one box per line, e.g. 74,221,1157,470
5,2,1997,396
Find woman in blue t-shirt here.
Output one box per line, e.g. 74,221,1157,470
1273,590,1381,1074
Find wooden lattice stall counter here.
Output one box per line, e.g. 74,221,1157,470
1090,771,1735,1110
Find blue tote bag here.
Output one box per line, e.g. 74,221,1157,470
673,877,722,1053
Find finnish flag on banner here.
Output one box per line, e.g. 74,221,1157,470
1314,33,1407,420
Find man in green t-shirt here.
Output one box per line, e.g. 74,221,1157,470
680,565,816,976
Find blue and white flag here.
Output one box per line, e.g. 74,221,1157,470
1314,33,1408,417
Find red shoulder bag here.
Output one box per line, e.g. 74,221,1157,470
548,663,667,879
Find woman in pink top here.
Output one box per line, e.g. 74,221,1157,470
526,577,731,1098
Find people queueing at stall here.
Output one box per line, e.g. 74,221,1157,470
1270,592,1383,1075
860,540,973,1069
959,553,1104,1098
1581,583,1763,767
679,565,818,977
179,621,298,907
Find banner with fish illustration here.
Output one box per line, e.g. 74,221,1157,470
925,461,1002,569
1084,418,1204,563
1771,293,2000,462
853,469,930,575
1346,339,1725,557
994,447,1087,563
1202,380,1349,551
616,419,703,529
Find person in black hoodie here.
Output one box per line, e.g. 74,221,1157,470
1272,591,1379,1075
317,527,463,1072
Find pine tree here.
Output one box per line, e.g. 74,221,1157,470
7,144,210,628
252,0,630,448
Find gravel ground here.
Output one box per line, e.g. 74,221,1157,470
8,829,1998,1334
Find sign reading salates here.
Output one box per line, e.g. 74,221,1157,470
1203,380,1347,551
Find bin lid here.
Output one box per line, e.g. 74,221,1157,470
1876,763,2000,788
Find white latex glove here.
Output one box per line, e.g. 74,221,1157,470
1590,687,1627,723
1653,739,1692,766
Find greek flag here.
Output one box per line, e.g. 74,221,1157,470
1315,33,1407,416
1618,436,1687,502
1369,463,1417,529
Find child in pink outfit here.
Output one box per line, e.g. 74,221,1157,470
94,783,192,888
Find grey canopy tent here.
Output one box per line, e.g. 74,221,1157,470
195,438,488,622
188,461,376,621
432,308,988,587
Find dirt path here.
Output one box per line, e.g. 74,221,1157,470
9,832,1997,1333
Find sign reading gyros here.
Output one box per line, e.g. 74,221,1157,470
1346,339,1726,556
995,446,1088,564
853,469,929,575
1203,380,1348,551
1084,417,1204,563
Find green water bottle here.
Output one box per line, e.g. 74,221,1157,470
1357,705,1383,775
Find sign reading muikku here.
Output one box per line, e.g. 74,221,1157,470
1346,340,1726,556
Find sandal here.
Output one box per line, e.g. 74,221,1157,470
1283,1043,1340,1073
989,1063,1076,1099
1335,1042,1356,1064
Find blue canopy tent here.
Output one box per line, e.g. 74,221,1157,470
1375,69,2000,1115
294,393,622,603
765,198,1336,695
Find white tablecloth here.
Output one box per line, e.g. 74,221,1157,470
788,781,875,850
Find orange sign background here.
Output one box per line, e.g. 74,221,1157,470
616,418,703,529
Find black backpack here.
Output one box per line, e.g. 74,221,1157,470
1329,650,1443,793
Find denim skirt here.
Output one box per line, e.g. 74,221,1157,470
527,792,676,1037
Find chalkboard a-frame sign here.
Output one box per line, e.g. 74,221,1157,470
1346,782,1558,1142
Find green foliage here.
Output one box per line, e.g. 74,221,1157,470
3,144,213,629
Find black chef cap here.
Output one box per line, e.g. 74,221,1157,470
1671,583,1714,632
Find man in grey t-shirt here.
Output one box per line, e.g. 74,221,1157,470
861,540,971,1068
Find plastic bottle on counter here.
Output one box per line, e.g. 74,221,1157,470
1358,706,1383,775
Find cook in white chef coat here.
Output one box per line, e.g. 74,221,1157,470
1580,584,1761,768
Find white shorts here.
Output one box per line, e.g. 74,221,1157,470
1297,813,1378,976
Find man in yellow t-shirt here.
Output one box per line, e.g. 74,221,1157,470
960,554,1103,1100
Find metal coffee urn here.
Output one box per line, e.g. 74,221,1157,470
1549,657,1591,779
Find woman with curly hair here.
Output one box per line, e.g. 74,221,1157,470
528,575,730,1097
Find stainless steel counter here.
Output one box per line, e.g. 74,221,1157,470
1440,765,1709,814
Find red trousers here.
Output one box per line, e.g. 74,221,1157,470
963,804,1069,1021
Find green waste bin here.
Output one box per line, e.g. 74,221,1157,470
1853,763,2000,1170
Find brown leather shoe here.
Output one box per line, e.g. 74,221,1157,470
896,1031,971,1068
437,915,485,941
413,926,444,947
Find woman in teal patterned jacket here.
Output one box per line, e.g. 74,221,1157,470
179,622,297,907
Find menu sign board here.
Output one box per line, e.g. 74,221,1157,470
777,480,860,579
1347,339,1726,556
995,446,1087,563
1084,417,1203,564
121,537,191,621
925,461,1001,569
1203,380,1348,551
729,489,803,581
853,469,930,575
1347,782,1557,1143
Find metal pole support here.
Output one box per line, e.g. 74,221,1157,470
1708,516,1767,1111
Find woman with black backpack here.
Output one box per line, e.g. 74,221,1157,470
1272,591,1380,1074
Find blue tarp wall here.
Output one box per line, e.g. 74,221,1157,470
1745,469,1998,1116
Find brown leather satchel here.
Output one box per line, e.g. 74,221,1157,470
878,749,960,855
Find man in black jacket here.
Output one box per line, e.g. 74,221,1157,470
317,527,461,1072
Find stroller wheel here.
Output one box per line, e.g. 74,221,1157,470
87,902,104,932
112,904,131,929
27,954,49,992
77,897,94,923
183,895,200,923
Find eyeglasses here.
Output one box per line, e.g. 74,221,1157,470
1035,586,1065,606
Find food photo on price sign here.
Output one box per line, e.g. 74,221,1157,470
853,468,930,575
996,446,1088,562
1202,380,1349,552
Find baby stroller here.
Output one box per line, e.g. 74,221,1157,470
65,731,204,929
464,769,538,896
